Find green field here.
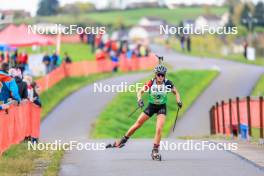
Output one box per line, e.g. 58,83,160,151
159,36,264,66
17,7,227,26
21,43,95,62
91,70,218,138
252,74,264,97
84,7,227,26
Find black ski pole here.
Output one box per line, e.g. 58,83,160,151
128,106,140,118
173,107,180,132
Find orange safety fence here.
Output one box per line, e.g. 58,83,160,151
36,53,157,93
210,96,264,139
0,102,41,155
0,53,157,155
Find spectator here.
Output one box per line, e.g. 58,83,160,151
180,35,185,51
95,49,106,61
31,81,42,143
186,36,191,53
0,63,21,104
63,52,72,64
42,52,51,74
110,50,119,72
23,75,34,102
139,45,146,57
9,68,28,100
0,82,10,110
4,51,10,64
243,40,248,59
0,52,4,62
79,29,85,43
51,51,59,70
18,51,28,73
1,62,9,73
11,49,18,67
32,81,41,107
87,33,95,53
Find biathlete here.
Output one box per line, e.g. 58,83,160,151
106,62,182,160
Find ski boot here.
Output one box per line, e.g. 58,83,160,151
106,136,129,148
151,144,162,161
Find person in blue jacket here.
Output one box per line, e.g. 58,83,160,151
0,63,21,104
0,82,9,110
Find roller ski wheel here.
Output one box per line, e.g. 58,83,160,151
151,149,162,161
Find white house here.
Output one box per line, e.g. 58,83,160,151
0,11,13,24
138,16,167,27
195,13,229,32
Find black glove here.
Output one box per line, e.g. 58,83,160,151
138,99,144,108
177,101,183,109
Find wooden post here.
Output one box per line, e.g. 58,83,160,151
221,101,226,134
236,97,241,134
229,99,233,136
210,106,216,134
260,96,263,139
216,102,220,134
246,96,252,137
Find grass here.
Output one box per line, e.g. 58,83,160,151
0,72,121,176
83,7,227,26
0,143,56,175
252,74,264,97
91,70,218,138
16,7,227,26
159,36,264,66
40,72,119,119
43,150,65,176
21,43,95,62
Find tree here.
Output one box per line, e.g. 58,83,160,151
37,0,59,16
240,3,255,30
254,1,264,26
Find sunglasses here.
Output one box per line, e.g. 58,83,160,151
157,73,165,77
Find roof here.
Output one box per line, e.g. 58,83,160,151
200,14,221,21
143,16,166,22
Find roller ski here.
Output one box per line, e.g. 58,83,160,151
151,145,162,161
106,136,129,148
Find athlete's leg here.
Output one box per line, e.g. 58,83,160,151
153,114,166,146
151,114,165,159
125,112,149,137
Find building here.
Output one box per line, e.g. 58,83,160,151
137,16,167,38
195,13,229,32
0,10,30,25
139,16,167,26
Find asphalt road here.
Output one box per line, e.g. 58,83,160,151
41,45,264,176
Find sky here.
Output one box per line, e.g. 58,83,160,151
0,0,262,16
